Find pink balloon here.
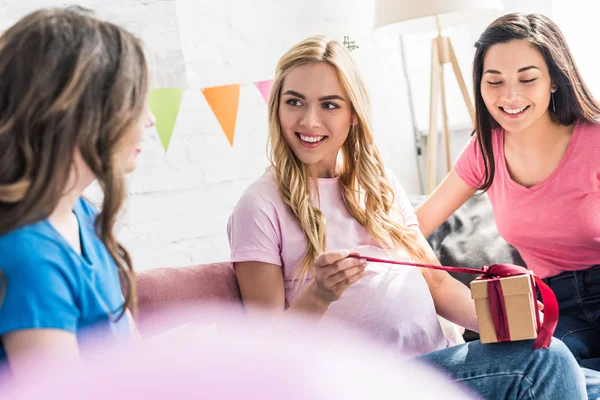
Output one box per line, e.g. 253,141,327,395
1,304,474,399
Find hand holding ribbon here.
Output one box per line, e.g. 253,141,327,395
349,255,558,350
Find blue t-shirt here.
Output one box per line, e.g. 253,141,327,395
0,198,129,360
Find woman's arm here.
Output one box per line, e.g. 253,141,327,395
4,329,79,380
415,169,476,237
235,249,366,320
414,229,479,332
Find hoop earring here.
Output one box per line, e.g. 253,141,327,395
551,92,556,113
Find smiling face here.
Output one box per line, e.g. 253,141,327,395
480,39,556,134
278,61,356,177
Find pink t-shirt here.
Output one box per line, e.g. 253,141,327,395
227,169,449,356
455,121,600,278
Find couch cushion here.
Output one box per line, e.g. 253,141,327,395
412,194,525,286
131,262,241,337
136,262,241,309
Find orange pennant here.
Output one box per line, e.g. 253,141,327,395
202,84,240,146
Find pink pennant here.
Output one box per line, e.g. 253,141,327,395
255,79,274,103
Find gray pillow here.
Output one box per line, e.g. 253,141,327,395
411,194,526,287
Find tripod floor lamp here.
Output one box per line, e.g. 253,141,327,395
375,0,502,193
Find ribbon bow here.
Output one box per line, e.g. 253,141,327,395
351,256,558,350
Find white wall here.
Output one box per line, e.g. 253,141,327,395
551,0,600,99
3,0,557,270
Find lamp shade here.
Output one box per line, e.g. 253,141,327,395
375,0,503,32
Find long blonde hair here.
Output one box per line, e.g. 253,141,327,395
268,36,426,283
0,7,149,318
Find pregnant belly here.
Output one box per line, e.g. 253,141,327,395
323,263,447,356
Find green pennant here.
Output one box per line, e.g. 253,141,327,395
150,88,184,152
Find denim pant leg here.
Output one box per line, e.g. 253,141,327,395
416,338,587,400
544,265,600,370
584,368,600,400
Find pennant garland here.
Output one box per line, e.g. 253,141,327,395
150,79,273,152
255,79,274,104
150,88,184,152
202,84,241,147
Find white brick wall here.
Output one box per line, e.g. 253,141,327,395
4,0,552,270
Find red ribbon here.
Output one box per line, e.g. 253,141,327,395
351,256,558,350
488,277,510,342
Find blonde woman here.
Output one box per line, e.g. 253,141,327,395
228,36,590,399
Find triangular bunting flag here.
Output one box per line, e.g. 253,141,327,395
255,79,274,104
150,88,184,152
202,84,240,146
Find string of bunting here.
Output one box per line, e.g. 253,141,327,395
150,36,357,152
149,79,273,151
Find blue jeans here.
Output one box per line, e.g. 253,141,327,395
417,338,595,399
542,265,600,371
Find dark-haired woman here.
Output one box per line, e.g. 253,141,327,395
416,13,600,372
0,7,154,379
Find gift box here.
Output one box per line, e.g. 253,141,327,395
470,274,540,344
350,255,557,349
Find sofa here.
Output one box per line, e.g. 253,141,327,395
132,194,524,340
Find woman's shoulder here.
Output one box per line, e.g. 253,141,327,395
460,128,503,160
235,168,285,212
382,168,403,194
576,120,600,142
0,223,69,279
476,127,504,146
245,168,278,193
0,220,61,259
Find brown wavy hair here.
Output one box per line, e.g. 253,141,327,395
472,13,600,191
268,36,426,284
0,7,150,318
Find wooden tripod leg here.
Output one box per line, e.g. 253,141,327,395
448,42,476,126
426,40,440,194
439,63,451,173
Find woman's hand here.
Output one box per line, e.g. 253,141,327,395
236,249,367,320
310,249,367,303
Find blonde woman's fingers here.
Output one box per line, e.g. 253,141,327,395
331,269,367,292
313,249,352,268
326,265,366,288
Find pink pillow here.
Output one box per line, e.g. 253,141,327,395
130,263,242,337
